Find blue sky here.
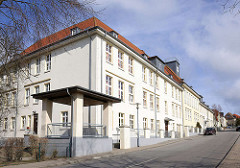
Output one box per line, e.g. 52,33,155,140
95,0,240,114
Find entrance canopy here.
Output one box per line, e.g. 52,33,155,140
32,85,121,106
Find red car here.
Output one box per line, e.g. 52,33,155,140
204,127,216,135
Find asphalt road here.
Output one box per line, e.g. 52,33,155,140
58,130,239,168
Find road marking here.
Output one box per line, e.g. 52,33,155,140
125,156,159,168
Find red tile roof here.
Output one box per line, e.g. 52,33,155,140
24,17,144,56
233,114,240,119
164,65,183,84
24,17,182,83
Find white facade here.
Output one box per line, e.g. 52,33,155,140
0,18,214,140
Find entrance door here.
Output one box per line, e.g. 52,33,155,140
165,120,168,137
33,114,38,134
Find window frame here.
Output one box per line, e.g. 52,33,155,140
118,50,124,70
106,75,112,95
119,113,125,127
128,57,133,75
106,43,112,63
45,54,51,71
129,85,134,103
143,91,147,108
118,80,124,101
129,115,134,129
25,88,30,105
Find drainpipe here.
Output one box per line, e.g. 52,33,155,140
154,69,157,138
14,69,19,137
66,88,73,157
87,30,92,126
181,88,184,136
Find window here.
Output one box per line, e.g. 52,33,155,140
12,92,16,107
106,43,112,63
6,93,10,107
21,116,26,129
128,57,133,74
129,85,134,103
156,97,160,111
45,83,50,92
27,62,31,76
165,101,168,115
118,81,124,101
4,118,7,130
62,111,68,123
143,118,147,129
25,88,30,105
143,91,147,107
142,66,147,82
34,86,40,104
36,58,41,74
164,81,167,94
175,88,178,100
176,105,178,118
151,119,154,131
150,94,154,110
27,115,31,128
172,86,174,98
46,54,51,71
106,75,112,95
149,71,153,85
172,103,175,117
118,51,124,69
129,115,134,129
119,113,124,127
156,75,159,89
11,117,15,130
71,27,81,35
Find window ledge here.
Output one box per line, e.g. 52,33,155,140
33,102,39,105
33,73,40,77
118,67,124,71
44,70,51,73
24,104,29,107
129,72,134,76
20,129,25,131
106,61,113,65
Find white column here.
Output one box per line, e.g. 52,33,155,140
72,93,84,138
171,130,175,138
103,102,112,137
159,129,164,138
184,126,189,137
72,93,84,157
144,128,150,138
179,125,183,138
41,99,53,137
196,128,199,134
120,126,131,149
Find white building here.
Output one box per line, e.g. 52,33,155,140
0,17,214,156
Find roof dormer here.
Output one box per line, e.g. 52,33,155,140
71,27,81,36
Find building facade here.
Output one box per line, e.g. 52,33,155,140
0,17,214,143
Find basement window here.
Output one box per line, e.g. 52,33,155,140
71,27,81,35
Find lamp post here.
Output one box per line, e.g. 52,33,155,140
136,103,140,147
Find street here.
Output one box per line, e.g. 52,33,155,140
58,131,239,168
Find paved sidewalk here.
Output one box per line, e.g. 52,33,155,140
218,135,240,168
5,136,200,168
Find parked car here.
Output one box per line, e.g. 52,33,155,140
236,126,240,131
204,127,216,135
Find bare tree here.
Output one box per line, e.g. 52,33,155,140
218,0,240,15
0,0,98,135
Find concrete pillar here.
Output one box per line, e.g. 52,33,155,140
192,127,195,133
72,93,84,157
184,126,189,137
120,126,131,149
72,93,84,138
171,131,175,139
41,99,53,137
144,128,150,138
159,129,164,138
196,128,199,133
179,126,183,138
103,102,112,138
